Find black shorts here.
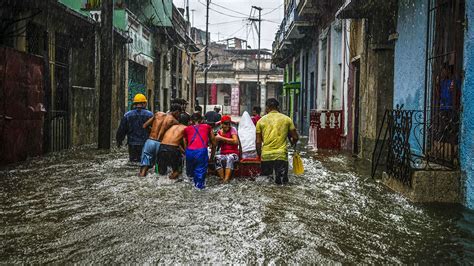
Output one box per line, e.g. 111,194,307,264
157,144,183,175
261,160,289,185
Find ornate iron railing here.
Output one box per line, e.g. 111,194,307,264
309,110,343,150
372,105,460,186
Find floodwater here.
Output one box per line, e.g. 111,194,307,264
1,144,474,264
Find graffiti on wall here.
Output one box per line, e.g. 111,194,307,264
128,81,147,110
128,61,147,110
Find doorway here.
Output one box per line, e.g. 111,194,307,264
425,0,465,167
347,60,360,154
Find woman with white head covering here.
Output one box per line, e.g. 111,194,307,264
238,111,258,159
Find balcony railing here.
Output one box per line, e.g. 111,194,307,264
172,6,187,40
372,105,460,186
82,0,126,10
272,0,307,54
285,0,296,32
309,110,344,150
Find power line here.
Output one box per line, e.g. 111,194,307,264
197,0,248,19
215,23,247,41
262,19,280,24
262,4,283,16
195,19,245,28
209,1,249,17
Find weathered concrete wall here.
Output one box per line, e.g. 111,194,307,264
112,39,127,143
357,0,397,160
70,35,97,147
393,0,427,110
382,171,461,204
70,86,98,146
461,1,474,208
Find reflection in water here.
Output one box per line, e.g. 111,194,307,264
1,146,474,263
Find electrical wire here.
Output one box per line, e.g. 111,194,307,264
215,23,247,42
262,3,283,16
262,19,280,24
209,1,249,17
195,19,245,28
197,0,248,19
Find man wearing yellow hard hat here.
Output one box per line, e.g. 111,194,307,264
116,93,153,162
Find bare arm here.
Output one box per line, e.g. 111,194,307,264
209,129,217,147
256,132,263,157
179,140,186,153
216,134,239,145
143,116,154,129
209,129,217,160
289,129,299,146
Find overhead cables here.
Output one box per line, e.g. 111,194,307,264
197,0,248,19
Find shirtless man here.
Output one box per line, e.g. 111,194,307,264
157,113,190,179
139,103,182,177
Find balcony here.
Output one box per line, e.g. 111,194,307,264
296,0,318,16
336,0,382,19
272,0,313,65
82,0,126,10
172,5,188,42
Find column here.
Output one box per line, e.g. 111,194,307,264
231,83,240,116
210,83,218,105
260,81,267,114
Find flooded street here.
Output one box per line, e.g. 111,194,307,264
2,144,474,264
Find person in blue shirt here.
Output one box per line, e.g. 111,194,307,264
116,93,153,162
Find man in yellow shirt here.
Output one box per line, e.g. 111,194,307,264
256,98,299,184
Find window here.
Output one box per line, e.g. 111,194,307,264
55,33,70,65
26,23,46,56
224,95,231,106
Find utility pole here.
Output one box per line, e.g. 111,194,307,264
250,6,262,104
98,0,113,149
186,0,190,23
203,0,210,113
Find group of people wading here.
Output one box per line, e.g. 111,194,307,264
116,94,299,189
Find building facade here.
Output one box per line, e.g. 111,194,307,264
196,38,283,116
0,0,197,164
274,0,474,208
273,0,351,149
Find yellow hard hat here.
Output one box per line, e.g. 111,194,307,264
133,93,147,104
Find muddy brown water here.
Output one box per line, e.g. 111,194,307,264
1,144,474,263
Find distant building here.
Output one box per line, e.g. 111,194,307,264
195,37,284,115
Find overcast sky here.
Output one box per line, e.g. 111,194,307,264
173,0,284,49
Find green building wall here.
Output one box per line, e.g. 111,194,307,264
58,0,172,28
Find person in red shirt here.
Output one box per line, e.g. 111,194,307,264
183,113,216,189
251,106,262,125
215,115,240,183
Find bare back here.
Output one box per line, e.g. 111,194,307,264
155,114,179,141
161,124,186,146
148,112,167,140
